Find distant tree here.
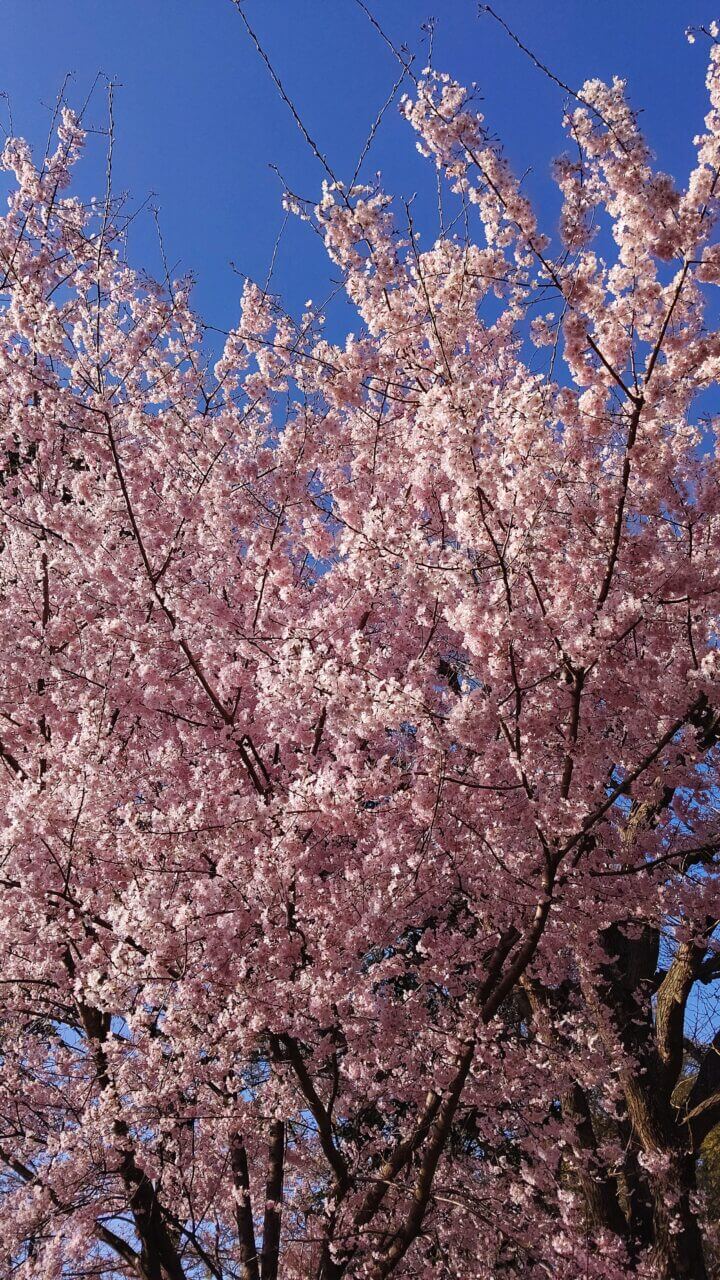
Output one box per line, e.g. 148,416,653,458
1,16,720,1280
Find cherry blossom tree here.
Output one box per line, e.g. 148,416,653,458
1,15,720,1280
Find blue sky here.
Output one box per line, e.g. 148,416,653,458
2,1,717,332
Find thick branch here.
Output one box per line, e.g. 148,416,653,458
275,1034,349,1193
231,1134,260,1280
260,1120,285,1280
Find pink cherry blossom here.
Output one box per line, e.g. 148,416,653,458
0,25,719,1280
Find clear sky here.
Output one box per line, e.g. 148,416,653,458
2,1,717,333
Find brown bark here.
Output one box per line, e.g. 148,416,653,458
231,1133,260,1280
595,926,708,1280
261,1120,285,1280
564,1083,628,1237
74,995,186,1280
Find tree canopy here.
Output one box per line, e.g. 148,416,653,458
1,15,720,1280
